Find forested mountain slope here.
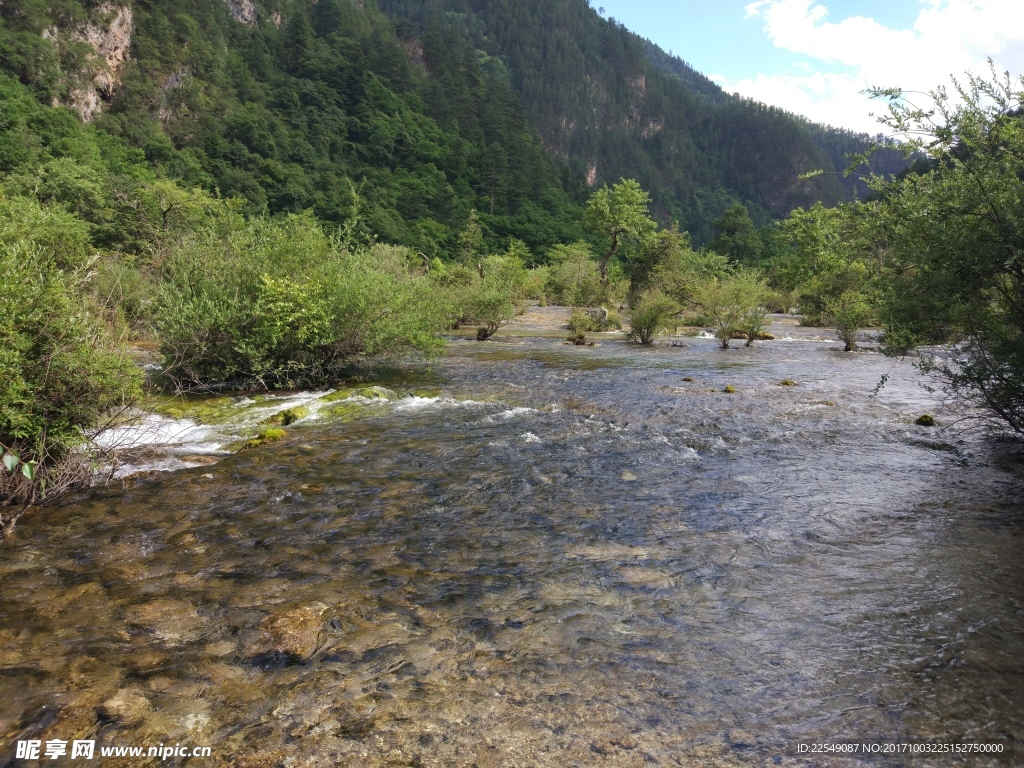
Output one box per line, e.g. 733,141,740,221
0,0,903,251
0,0,587,257
377,0,906,241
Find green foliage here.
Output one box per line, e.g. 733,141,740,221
465,285,517,340
627,223,690,298
777,203,878,326
863,67,1024,432
647,244,730,307
583,178,657,283
825,289,874,351
710,203,762,265
567,310,596,334
545,241,604,307
380,0,902,241
694,272,770,349
461,253,525,340
457,209,484,265
626,290,679,345
154,214,450,389
0,229,141,504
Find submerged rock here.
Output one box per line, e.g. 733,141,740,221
100,688,152,725
779,379,797,386
723,385,736,393
256,602,329,662
123,598,205,645
916,414,937,427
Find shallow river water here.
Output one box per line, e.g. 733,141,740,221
2,331,1023,767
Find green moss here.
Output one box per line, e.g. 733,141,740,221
321,386,398,403
148,394,268,425
262,406,310,426
323,402,371,422
915,414,936,427
724,385,736,393
242,426,287,450
779,379,797,386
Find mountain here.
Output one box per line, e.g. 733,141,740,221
0,0,904,254
378,0,908,241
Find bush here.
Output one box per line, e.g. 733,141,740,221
626,290,679,344
694,272,770,349
1,239,142,507
825,289,874,351
567,310,596,333
546,241,604,307
154,214,450,389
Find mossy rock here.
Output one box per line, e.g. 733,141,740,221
149,394,265,425
723,385,736,394
409,387,443,399
242,427,287,450
682,377,694,382
262,406,310,426
753,331,776,341
322,385,398,403
779,379,798,386
355,386,398,400
322,402,372,422
915,414,937,427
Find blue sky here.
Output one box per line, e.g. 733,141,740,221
594,1,1024,133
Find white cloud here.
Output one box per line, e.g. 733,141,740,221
727,0,1024,132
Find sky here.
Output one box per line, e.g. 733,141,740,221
592,0,1024,134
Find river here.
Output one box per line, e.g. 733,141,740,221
1,329,1022,767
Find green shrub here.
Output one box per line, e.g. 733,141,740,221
567,310,596,334
1,240,142,506
154,214,450,389
604,307,623,330
694,272,770,349
465,283,518,340
545,242,604,307
825,289,874,351
625,290,679,344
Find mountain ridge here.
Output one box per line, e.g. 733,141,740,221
0,0,905,251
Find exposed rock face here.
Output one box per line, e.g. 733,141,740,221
44,3,133,121
224,0,257,26
400,38,427,76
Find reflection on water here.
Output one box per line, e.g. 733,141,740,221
2,335,1022,767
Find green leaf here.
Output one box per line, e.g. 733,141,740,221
3,453,19,472
21,461,35,481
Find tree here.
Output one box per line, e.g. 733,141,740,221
457,209,484,268
710,203,762,265
583,178,656,286
864,67,1024,432
695,272,769,349
546,241,603,307
826,289,874,352
627,223,690,299
626,290,679,345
